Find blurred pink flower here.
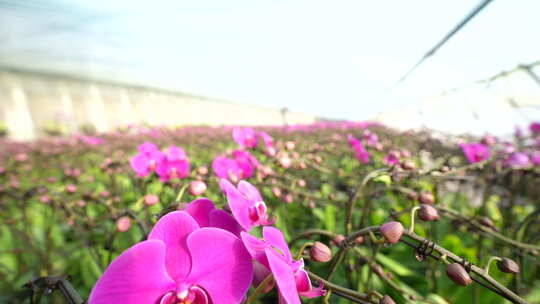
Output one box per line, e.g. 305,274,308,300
130,142,165,177
241,227,325,304
212,156,244,182
233,150,260,178
348,135,370,163
259,131,274,148
383,150,401,166
460,143,490,164
233,127,258,149
529,122,540,134
89,211,253,304
505,152,531,168
156,146,191,182
220,179,274,231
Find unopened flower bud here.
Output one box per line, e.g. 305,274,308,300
380,221,404,244
144,194,159,206
116,216,132,232
297,179,306,187
418,204,439,221
197,166,208,175
279,156,292,168
497,258,520,274
310,241,332,263
66,184,77,193
419,191,435,204
332,234,346,247
379,295,396,304
354,236,364,245
39,195,50,204
401,160,416,170
189,180,207,196
285,141,296,150
446,263,472,286
479,217,495,229
272,187,282,197
284,194,293,204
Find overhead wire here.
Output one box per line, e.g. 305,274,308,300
393,0,495,87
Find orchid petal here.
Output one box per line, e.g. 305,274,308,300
221,179,253,231
265,248,301,304
187,228,253,304
209,209,243,237
88,240,175,304
148,211,199,281
238,180,263,202
185,198,215,227
295,269,325,298
241,231,269,268
263,226,292,262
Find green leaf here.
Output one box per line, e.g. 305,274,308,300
376,254,415,276
324,204,336,231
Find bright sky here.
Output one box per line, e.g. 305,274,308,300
2,0,540,134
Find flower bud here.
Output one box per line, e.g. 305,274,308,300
419,191,435,204
116,216,132,232
284,194,293,204
310,241,332,263
446,263,472,286
189,180,207,196
39,195,50,204
401,160,416,170
497,258,520,274
332,234,346,247
144,194,159,206
479,217,495,229
354,236,364,245
272,187,282,198
418,204,439,221
379,295,396,304
66,184,77,193
279,156,292,168
380,221,404,244
297,179,306,187
197,166,208,175
285,141,296,150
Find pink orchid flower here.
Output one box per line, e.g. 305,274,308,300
505,152,531,168
529,122,540,134
219,179,274,231
232,150,260,178
212,156,244,182
130,142,165,177
156,146,191,182
347,135,370,163
460,143,490,164
184,198,243,237
241,226,325,304
259,131,274,148
233,127,258,149
89,211,253,304
383,150,401,166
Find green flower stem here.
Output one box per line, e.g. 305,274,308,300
295,242,314,260
245,274,274,304
484,256,502,275
409,206,420,233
